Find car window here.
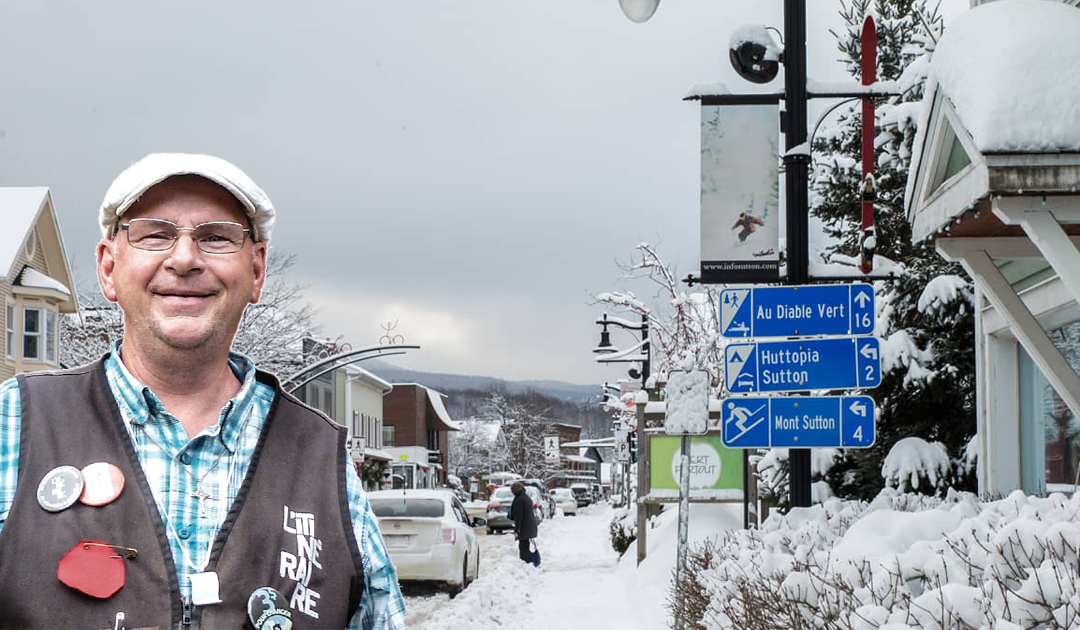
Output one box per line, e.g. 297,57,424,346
370,498,446,518
451,499,469,524
493,488,512,499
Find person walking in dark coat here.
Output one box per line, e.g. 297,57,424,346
508,482,538,563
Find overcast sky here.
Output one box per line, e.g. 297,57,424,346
0,0,966,385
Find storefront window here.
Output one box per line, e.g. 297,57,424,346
1019,321,1080,494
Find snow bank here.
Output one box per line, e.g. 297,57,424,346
693,489,1080,629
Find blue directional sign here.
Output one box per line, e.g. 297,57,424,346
724,337,881,394
721,395,875,449
720,284,875,338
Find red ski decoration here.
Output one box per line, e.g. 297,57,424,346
860,16,877,274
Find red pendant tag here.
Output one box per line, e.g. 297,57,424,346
58,540,126,598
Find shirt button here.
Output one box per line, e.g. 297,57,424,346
179,528,191,540
180,453,192,465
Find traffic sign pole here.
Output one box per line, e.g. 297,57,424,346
783,0,813,509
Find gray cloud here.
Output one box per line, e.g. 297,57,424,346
0,0,966,383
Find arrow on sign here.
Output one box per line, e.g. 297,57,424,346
854,290,872,308
849,400,868,417
860,343,878,360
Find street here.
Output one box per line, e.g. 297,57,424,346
400,503,668,630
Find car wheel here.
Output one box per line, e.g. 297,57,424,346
449,555,468,598
487,527,494,535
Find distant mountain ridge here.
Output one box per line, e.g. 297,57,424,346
362,360,598,403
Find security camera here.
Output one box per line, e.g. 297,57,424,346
729,24,782,84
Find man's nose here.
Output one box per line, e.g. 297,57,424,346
165,230,204,270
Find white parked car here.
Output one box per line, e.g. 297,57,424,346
551,487,577,516
368,489,483,595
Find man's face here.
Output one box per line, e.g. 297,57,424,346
96,176,267,354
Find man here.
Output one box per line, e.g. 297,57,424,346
508,481,537,564
0,154,406,629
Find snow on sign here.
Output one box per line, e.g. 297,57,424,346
721,395,875,449
724,337,881,393
663,369,709,435
720,284,875,338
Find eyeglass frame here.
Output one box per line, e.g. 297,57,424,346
118,217,252,254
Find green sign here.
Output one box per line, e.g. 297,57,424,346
650,434,743,491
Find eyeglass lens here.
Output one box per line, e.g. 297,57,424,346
125,219,247,254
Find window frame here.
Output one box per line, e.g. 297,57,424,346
44,308,57,365
5,302,14,360
22,306,42,361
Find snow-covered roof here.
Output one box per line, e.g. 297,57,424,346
16,266,71,296
924,1,1080,154
0,187,49,278
343,364,392,393
425,387,460,431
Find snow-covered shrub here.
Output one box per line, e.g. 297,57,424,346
881,436,950,493
610,505,637,556
667,538,718,630
881,436,977,497
678,490,1080,630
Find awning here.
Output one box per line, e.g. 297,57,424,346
363,448,393,461
565,455,596,464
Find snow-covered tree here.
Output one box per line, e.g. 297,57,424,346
448,417,497,481
595,243,722,389
481,392,559,480
811,0,976,499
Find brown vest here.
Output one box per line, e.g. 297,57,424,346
0,360,364,629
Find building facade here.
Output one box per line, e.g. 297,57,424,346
382,384,460,487
0,188,78,380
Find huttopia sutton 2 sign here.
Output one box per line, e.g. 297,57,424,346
649,435,743,492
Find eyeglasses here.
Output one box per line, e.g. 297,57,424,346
120,218,250,254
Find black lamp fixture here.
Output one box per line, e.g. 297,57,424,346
593,313,618,355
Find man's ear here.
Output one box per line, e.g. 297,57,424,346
97,239,119,303
250,242,268,304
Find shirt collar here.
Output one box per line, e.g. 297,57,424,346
105,342,261,452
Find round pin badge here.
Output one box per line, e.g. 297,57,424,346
79,462,125,506
247,587,292,630
37,465,84,512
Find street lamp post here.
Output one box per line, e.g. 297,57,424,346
593,312,650,564
614,0,817,509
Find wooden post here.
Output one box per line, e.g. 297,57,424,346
636,403,649,565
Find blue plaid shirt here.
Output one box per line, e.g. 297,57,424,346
0,347,405,630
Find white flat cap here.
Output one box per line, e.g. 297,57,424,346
99,153,276,243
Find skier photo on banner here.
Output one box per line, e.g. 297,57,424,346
731,212,765,243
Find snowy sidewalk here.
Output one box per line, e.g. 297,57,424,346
402,503,669,630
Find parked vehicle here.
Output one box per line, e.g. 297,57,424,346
486,486,543,534
570,483,592,507
521,479,557,520
368,489,484,596
591,483,603,503
551,487,577,516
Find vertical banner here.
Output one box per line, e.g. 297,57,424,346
700,102,781,283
